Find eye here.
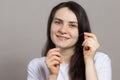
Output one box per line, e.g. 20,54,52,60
69,24,78,28
54,20,62,25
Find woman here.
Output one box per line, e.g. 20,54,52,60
27,1,111,80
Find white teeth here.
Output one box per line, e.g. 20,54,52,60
57,36,68,41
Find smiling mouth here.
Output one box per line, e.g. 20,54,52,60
56,35,69,41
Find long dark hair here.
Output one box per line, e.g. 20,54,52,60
42,1,91,80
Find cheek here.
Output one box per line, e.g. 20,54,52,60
51,23,58,32
50,25,55,34
50,24,59,37
70,30,79,38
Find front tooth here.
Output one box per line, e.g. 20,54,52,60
60,37,66,41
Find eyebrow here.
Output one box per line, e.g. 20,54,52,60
53,18,63,22
53,17,78,24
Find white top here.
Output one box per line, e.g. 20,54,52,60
27,52,112,80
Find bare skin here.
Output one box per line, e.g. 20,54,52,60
45,48,62,80
82,32,100,80
46,32,100,80
45,7,100,80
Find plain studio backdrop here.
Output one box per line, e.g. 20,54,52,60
0,0,120,80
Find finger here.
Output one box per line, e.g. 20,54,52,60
83,41,91,51
82,38,87,46
84,32,97,40
47,48,62,57
82,38,92,46
49,48,60,53
50,55,62,63
50,60,60,66
82,38,94,49
47,48,60,56
47,60,60,72
45,56,61,67
50,51,62,58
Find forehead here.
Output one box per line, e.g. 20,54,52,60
54,7,78,22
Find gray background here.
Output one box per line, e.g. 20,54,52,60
0,0,120,80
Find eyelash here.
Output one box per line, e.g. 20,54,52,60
69,24,77,28
53,20,78,28
54,21,62,24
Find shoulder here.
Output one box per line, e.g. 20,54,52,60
28,57,46,68
29,57,45,64
27,57,50,79
94,52,112,80
94,52,111,69
27,57,50,76
94,52,111,62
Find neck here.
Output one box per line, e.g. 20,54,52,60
60,47,75,64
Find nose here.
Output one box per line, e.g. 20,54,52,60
59,24,67,34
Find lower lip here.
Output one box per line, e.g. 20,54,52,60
57,36,68,41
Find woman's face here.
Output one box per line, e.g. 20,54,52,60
50,7,79,49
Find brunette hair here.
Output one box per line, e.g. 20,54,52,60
42,1,91,80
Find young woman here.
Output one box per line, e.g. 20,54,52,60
27,1,112,80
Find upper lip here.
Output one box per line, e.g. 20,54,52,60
56,35,70,39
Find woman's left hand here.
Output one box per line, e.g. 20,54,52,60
82,32,100,62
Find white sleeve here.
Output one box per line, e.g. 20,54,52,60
27,59,43,80
95,53,112,80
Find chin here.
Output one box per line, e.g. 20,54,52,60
56,45,66,48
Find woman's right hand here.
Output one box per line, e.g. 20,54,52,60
45,48,62,76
